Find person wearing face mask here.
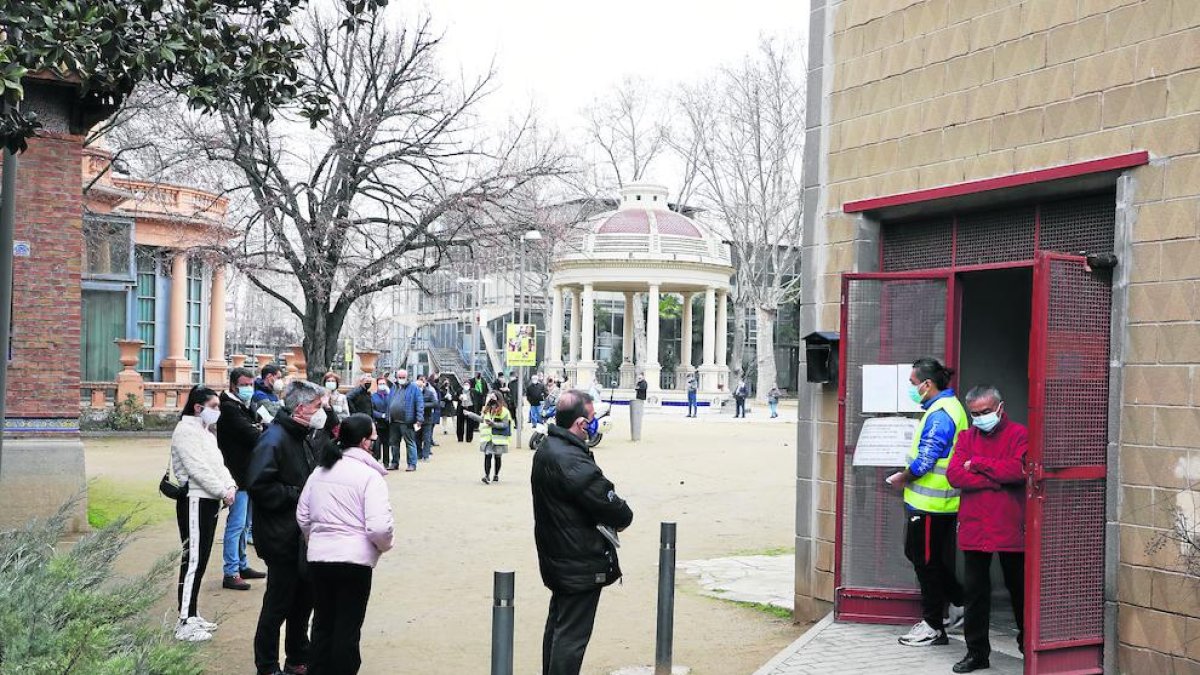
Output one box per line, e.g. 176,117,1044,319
216,368,268,591
371,378,393,463
245,380,335,675
386,368,424,472
531,390,634,675
297,414,394,675
252,364,285,423
347,375,375,417
170,385,238,643
945,386,1028,673
324,372,350,419
886,357,968,649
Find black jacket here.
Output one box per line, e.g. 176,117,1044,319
216,390,262,488
245,410,326,564
531,425,634,593
526,381,546,405
347,384,374,417
635,380,648,401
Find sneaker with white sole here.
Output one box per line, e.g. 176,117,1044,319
898,620,949,646
174,619,213,642
946,604,965,632
192,616,218,632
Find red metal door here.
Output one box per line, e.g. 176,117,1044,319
1025,252,1111,674
836,271,955,623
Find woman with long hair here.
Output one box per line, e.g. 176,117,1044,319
479,393,513,484
170,385,237,642
297,413,394,674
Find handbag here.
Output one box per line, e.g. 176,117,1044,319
158,454,188,500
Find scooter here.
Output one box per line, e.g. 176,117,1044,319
529,396,613,450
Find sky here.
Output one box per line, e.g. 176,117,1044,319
404,1,811,135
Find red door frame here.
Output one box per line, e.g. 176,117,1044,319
835,270,957,623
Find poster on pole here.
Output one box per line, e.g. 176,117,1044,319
343,337,354,365
506,324,537,367
851,416,919,467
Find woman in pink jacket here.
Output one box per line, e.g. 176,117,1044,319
296,413,394,675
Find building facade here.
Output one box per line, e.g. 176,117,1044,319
795,1,1200,673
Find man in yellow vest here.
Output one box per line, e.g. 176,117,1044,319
886,357,969,647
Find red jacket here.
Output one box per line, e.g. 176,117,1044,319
946,417,1028,552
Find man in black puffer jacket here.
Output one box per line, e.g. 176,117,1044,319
245,380,338,675
531,390,634,675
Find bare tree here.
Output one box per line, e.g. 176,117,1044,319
584,76,669,188
674,39,806,399
127,9,562,381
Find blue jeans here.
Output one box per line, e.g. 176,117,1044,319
222,490,250,577
405,424,419,468
687,391,698,416
769,400,779,417
420,422,433,459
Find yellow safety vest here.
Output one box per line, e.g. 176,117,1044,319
903,395,969,513
479,408,512,446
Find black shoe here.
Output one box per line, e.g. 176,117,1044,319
481,475,490,484
952,654,990,673
222,574,251,591
492,475,500,483
240,566,266,580
387,464,399,471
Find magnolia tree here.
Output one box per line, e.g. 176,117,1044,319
121,9,562,381
673,40,805,399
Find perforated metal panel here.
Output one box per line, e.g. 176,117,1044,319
954,205,1035,266
1038,479,1106,643
841,277,947,592
1039,193,1116,256
881,218,953,271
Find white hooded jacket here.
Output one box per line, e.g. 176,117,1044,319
170,415,237,500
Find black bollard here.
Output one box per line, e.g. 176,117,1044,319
491,570,515,675
655,522,677,675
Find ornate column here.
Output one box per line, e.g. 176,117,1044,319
576,283,597,387
676,292,694,389
644,284,661,390
568,287,581,365
203,263,228,386
699,286,719,392
546,285,565,378
159,251,192,383
619,291,635,388
716,289,729,389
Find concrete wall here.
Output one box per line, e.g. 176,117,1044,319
802,0,1200,670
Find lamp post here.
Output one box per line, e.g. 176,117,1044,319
516,229,541,449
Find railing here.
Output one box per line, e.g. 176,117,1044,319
80,381,118,409
595,371,621,389
660,370,680,390
79,381,196,414
110,177,229,222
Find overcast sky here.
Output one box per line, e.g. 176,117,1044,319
407,1,810,133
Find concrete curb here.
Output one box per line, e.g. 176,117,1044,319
751,612,834,675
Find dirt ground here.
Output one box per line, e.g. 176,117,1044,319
88,408,807,675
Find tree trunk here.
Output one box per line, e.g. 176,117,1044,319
730,295,747,381
754,305,778,403
301,302,348,384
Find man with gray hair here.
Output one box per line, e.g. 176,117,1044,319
246,379,336,675
946,385,1028,673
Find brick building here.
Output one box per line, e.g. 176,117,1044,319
794,1,1200,673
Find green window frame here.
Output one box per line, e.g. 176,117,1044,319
135,247,158,378
186,258,203,383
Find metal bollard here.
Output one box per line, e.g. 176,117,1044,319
655,522,677,675
491,570,515,675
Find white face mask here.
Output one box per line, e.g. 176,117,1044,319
325,381,338,391
308,407,328,430
199,406,221,427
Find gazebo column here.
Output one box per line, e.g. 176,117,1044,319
546,284,565,378
644,284,661,390
567,287,581,385
160,251,192,383
716,289,729,389
576,283,597,388
676,292,694,390
698,286,720,393
619,291,636,388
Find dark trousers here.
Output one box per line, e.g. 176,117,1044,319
309,562,373,675
373,419,391,462
542,588,603,675
963,550,1025,658
254,558,313,674
734,397,746,417
420,421,433,459
903,512,963,631
484,453,503,477
176,495,219,619
456,405,470,441
387,421,414,469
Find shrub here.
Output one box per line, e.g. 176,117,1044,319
110,394,146,432
0,497,203,674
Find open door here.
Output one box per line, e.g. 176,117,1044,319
1025,252,1110,673
836,271,955,623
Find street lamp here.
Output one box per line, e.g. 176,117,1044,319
516,229,541,448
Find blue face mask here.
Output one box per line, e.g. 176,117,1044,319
907,382,924,404
972,409,1002,433
237,385,254,402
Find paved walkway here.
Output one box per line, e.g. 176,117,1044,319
755,615,1024,675
679,554,794,609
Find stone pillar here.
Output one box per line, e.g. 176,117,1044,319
644,284,661,390
677,292,695,389
160,251,192,383
699,286,720,392
546,285,564,377
619,291,635,388
716,289,729,389
576,283,597,387
114,339,145,404
202,264,227,386
568,287,581,364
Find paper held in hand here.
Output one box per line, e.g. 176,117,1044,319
852,416,919,467
596,525,620,548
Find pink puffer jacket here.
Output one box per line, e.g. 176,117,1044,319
297,448,394,567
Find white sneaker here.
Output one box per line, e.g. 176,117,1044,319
174,619,213,642
946,604,965,632
898,620,948,646
191,615,219,632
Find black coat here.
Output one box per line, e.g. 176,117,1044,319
245,410,328,564
347,384,374,417
526,381,546,405
216,390,262,489
531,425,634,593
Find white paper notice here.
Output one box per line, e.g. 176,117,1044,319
861,364,899,413
852,416,919,467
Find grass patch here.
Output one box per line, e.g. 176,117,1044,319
730,600,793,620
87,478,175,531
728,545,793,557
